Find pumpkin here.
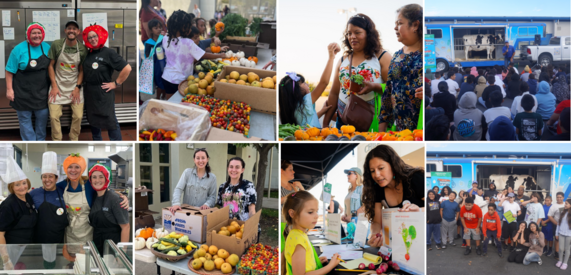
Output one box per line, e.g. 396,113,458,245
63,153,86,180
211,46,221,53
247,56,259,64
294,128,305,139
153,227,169,239
340,125,356,134
306,127,320,137
215,22,225,31
135,228,144,237
134,237,146,250
320,128,332,137
331,127,339,135
138,227,154,240
146,237,158,250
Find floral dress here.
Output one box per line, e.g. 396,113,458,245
217,179,257,221
379,49,422,131
337,55,382,115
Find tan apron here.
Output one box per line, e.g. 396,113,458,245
52,39,83,104
63,181,92,250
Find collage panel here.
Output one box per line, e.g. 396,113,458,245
0,142,134,273
281,143,426,275
138,0,277,141
278,0,424,142
424,0,571,141
133,143,279,275
0,1,138,141
426,143,571,273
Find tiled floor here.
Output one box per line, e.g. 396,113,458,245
0,123,138,141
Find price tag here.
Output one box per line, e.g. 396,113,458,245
141,192,147,197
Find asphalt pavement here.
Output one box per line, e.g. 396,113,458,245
427,238,567,274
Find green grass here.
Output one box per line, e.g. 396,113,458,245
259,208,279,246
262,189,280,199
262,208,278,218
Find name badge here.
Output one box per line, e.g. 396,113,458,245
103,207,109,212
351,192,360,199
30,60,37,67
92,62,99,69
56,208,64,215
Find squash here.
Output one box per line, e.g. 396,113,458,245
135,237,146,250
138,227,154,240
225,51,234,58
294,128,309,140
153,227,169,239
340,125,356,134
236,51,245,59
239,58,248,66
248,56,259,64
231,60,240,66
215,22,225,31
135,228,144,237
320,128,332,137
306,127,320,137
146,237,158,250
211,46,221,53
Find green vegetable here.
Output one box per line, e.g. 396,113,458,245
160,238,181,246
177,249,187,255
157,244,167,251
152,243,159,248
195,65,203,72
162,246,181,253
180,241,188,247
279,123,299,139
167,251,178,256
409,225,416,240
211,13,248,41
249,18,263,36
351,74,365,85
179,235,189,244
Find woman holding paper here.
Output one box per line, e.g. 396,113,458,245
169,148,218,213
361,145,425,247
5,22,51,141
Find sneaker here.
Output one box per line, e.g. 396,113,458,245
498,251,503,258
502,243,508,250
436,244,441,250
556,261,562,268
450,242,456,246
462,244,467,247
555,252,560,260
546,248,554,257
464,247,472,255
442,245,447,249
476,247,482,256
483,252,487,256
543,246,548,254
538,259,542,265
561,264,568,270
427,244,432,251
456,234,461,239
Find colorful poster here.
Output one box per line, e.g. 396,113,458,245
321,182,332,202
381,208,399,249
430,172,452,189
391,212,424,275
325,213,341,244
425,34,436,74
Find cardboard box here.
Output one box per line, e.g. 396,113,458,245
214,66,276,114
139,100,211,141
207,210,262,257
258,21,276,49
162,205,229,243
206,127,262,141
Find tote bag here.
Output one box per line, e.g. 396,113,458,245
139,41,159,95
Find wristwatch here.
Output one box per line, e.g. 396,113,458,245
115,80,122,87
76,84,82,89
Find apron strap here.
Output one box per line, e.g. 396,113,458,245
149,35,163,58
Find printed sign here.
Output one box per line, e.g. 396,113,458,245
325,213,342,244
33,11,61,41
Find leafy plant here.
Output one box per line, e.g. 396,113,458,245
249,17,263,36
211,13,248,40
399,223,416,261
351,74,365,85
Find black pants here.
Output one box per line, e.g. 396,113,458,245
508,245,529,263
483,230,502,254
501,221,517,241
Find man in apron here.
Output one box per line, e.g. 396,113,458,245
47,20,87,141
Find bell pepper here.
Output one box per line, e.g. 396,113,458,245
150,130,157,141
171,133,177,139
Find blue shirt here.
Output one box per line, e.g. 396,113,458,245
441,200,460,222
6,41,50,73
293,93,320,128
467,188,478,196
29,186,66,209
502,45,515,59
56,179,95,207
198,39,213,51
495,201,505,221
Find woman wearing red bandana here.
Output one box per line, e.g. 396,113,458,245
88,164,130,255
5,22,51,141
82,24,132,141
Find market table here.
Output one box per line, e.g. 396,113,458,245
168,91,276,140
156,253,240,275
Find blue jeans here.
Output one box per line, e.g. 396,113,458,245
523,252,541,265
427,223,442,245
483,230,502,253
504,57,511,68
16,109,48,141
91,117,122,141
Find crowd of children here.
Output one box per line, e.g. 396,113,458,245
426,183,571,270
426,63,570,141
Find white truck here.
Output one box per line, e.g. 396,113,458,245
520,36,571,66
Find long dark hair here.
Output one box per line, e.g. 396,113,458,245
342,13,382,60
166,10,193,47
281,159,292,171
193,148,211,178
221,157,246,195
515,221,530,245
441,186,452,197
278,74,306,125
397,4,423,40
195,18,207,36
427,190,436,203
362,145,424,222
559,199,571,230
139,0,152,18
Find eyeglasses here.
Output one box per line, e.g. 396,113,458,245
87,35,98,41
347,172,356,176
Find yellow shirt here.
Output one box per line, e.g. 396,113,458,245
199,35,205,41
285,229,317,274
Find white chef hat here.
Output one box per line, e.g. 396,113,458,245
41,151,58,178
1,156,27,184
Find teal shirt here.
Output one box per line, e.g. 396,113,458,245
6,41,50,73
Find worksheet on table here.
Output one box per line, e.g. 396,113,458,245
319,250,363,260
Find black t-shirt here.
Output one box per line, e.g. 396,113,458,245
426,199,442,224
83,47,127,86
91,191,130,225
516,195,530,222
0,193,36,232
482,85,502,109
374,171,425,208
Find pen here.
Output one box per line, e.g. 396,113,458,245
335,269,367,272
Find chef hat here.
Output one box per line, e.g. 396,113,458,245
1,156,27,184
41,151,58,178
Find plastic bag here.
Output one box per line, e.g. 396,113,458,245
139,99,211,141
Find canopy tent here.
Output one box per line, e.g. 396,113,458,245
281,143,359,235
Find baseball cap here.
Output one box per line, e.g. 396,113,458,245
489,116,516,141
508,193,516,198
65,20,79,29
344,167,362,176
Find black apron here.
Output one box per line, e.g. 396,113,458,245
34,188,69,244
10,43,50,111
88,190,121,255
83,48,117,130
4,194,38,244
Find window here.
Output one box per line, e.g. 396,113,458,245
550,37,560,45
140,166,153,205
426,164,437,173
140,144,152,163
228,144,237,155
116,145,129,152
443,165,462,177
566,37,570,45
427,29,442,39
528,28,538,36
160,166,170,202
518,28,528,36
88,146,94,152
105,146,111,152
159,144,169,164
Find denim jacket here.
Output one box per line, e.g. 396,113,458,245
349,185,364,214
